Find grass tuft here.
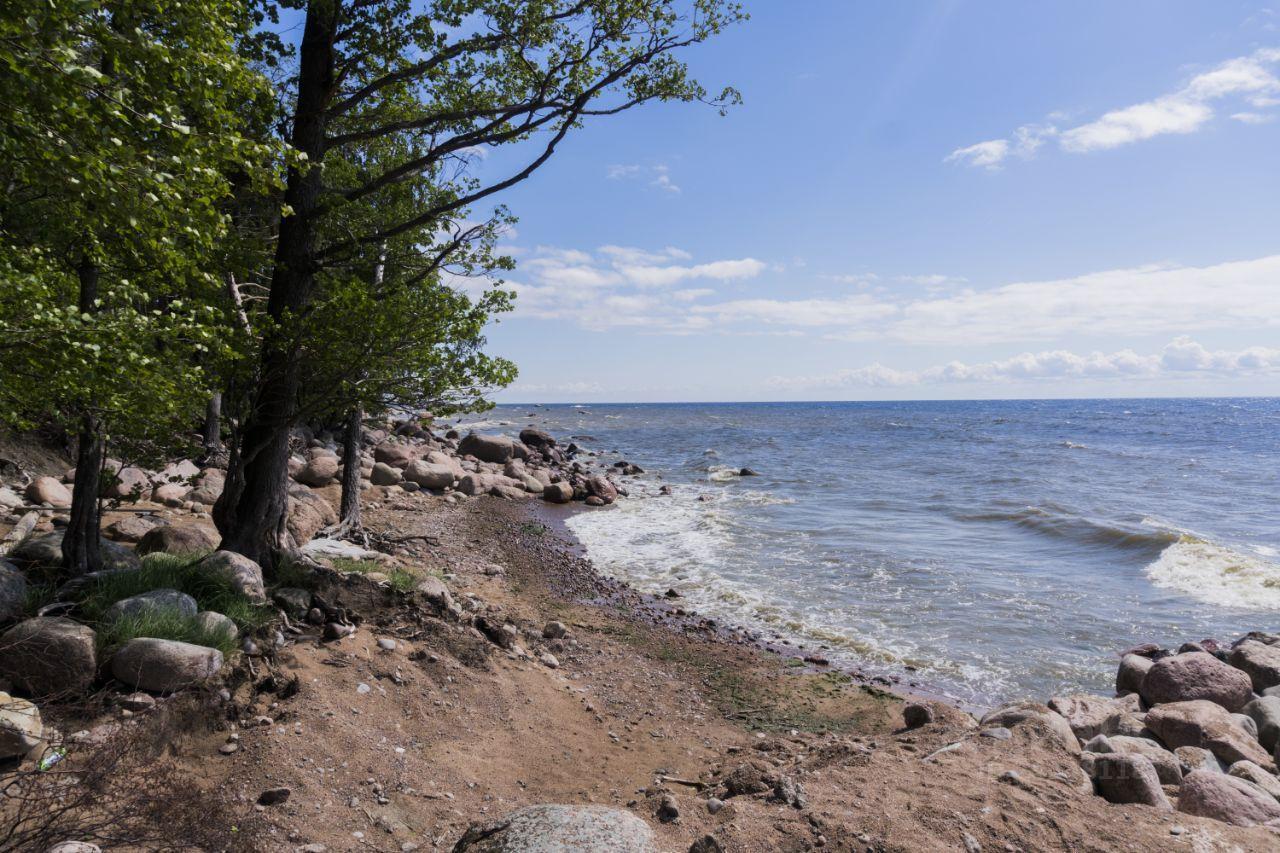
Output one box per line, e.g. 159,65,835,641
95,610,239,657
328,557,384,575
271,553,318,590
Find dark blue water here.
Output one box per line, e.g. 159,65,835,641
450,398,1280,705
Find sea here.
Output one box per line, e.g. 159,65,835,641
446,398,1280,707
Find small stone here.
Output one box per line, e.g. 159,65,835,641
258,787,291,806
377,638,397,651
542,621,568,639
538,653,560,669
219,742,239,755
705,797,725,814
657,793,680,822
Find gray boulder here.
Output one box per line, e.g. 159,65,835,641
1140,651,1254,712
103,589,197,623
586,475,618,504
110,638,223,692
187,469,225,505
286,486,337,546
1229,640,1280,693
458,433,516,464
195,611,238,642
979,702,1080,754
9,532,139,573
273,587,312,617
0,617,97,698
1116,653,1154,696
195,550,265,602
1102,735,1182,785
1145,700,1275,770
452,804,657,852
1175,746,1225,774
1089,753,1170,809
136,525,216,557
370,462,403,486
542,482,573,504
404,460,455,490
0,559,28,623
519,428,555,451
1227,760,1280,802
457,473,492,497
1244,696,1280,752
1048,694,1128,741
1177,769,1280,826
0,690,43,759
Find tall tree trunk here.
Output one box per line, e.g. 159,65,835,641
214,0,338,566
338,407,362,532
63,258,103,575
200,392,222,462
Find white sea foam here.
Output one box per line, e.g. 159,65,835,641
1145,535,1280,610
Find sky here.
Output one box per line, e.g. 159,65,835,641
449,1,1280,403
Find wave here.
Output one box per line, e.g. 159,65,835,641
958,506,1180,553
1145,538,1280,610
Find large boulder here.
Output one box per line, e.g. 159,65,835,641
1227,760,1280,801
152,483,191,507
1116,653,1154,696
195,611,238,643
458,434,516,464
104,515,159,543
7,532,139,573
456,473,492,497
110,638,223,692
373,443,418,469
1087,753,1170,809
519,428,555,451
187,469,225,505
25,477,70,508
980,702,1080,754
0,691,43,759
369,462,403,486
1229,640,1280,694
586,475,618,504
136,525,217,558
295,455,339,488
151,459,200,486
1145,700,1275,770
1175,746,1225,774
0,617,97,698
1176,769,1280,826
1048,694,1130,741
195,551,265,602
286,487,337,546
1140,652,1254,712
104,466,151,501
404,461,456,490
0,559,28,623
1098,735,1182,785
103,589,197,623
542,482,573,504
1243,696,1280,753
452,804,658,853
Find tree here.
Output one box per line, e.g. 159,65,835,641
0,1,280,573
215,0,745,565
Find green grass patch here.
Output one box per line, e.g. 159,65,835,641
519,521,548,537
95,610,239,657
388,568,418,593
328,557,384,575
77,553,269,631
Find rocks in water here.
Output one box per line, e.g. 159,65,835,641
403,460,455,490
1088,753,1171,809
0,617,98,698
519,428,555,451
1228,640,1280,694
542,482,573,504
0,559,28,623
1176,769,1280,826
458,433,516,464
295,454,339,487
136,524,216,557
370,462,403,486
25,476,71,507
453,804,658,853
1139,651,1254,712
110,638,223,692
902,702,933,729
1116,653,1154,696
586,475,618,505
1243,696,1280,753
979,702,1080,754
195,550,265,602
0,690,43,759
103,588,198,623
1144,700,1275,771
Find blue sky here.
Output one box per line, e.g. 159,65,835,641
448,1,1280,402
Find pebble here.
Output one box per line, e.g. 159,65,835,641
219,742,239,755
356,683,372,695
377,638,396,651
539,652,560,669
657,793,680,822
706,797,725,814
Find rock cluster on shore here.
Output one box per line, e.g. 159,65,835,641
977,633,1280,828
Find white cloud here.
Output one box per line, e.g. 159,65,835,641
606,164,641,179
951,48,1280,167
1232,111,1276,124
770,337,1280,390
606,163,682,194
651,165,681,194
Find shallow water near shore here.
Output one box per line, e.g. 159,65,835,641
448,398,1280,706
